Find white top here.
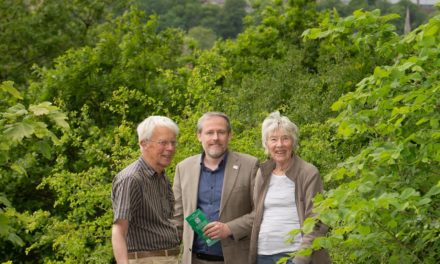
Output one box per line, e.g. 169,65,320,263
258,173,302,255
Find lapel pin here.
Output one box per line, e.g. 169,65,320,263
233,165,239,170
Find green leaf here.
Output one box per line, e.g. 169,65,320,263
416,198,431,206
0,195,11,207
298,247,313,257
37,141,53,159
3,104,28,119
11,163,27,176
398,61,415,71
7,232,24,247
376,193,398,209
29,102,53,116
49,112,70,129
400,188,418,199
3,122,35,142
424,23,439,37
387,219,397,229
373,66,390,78
357,225,371,235
0,214,9,234
425,184,440,197
287,228,302,236
430,118,439,129
337,121,354,138
302,217,316,234
331,100,344,111
0,81,22,99
416,117,429,126
33,121,49,138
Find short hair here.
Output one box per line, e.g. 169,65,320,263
196,112,231,133
137,116,179,142
261,111,299,155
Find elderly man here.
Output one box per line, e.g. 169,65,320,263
173,112,259,264
112,116,180,264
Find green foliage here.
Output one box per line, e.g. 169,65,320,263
207,1,374,128
18,109,139,262
0,195,24,248
3,1,440,263
138,0,247,39
0,81,69,262
312,13,440,263
302,9,400,67
188,26,218,50
298,123,356,181
221,0,318,72
34,168,114,263
0,0,129,86
216,0,247,39
0,81,69,206
12,8,194,262
30,8,192,128
317,0,436,35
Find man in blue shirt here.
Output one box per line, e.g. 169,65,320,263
173,112,259,264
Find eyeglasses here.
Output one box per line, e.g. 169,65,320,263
147,139,178,147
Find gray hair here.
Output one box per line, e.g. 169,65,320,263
261,111,299,155
196,112,231,133
137,116,179,142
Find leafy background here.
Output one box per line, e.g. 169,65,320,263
1,0,439,263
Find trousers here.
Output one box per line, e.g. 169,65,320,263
128,255,179,264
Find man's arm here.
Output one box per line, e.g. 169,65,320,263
112,219,129,264
172,165,184,240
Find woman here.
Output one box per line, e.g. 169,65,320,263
249,112,330,264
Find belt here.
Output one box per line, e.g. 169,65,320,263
195,253,224,262
128,248,180,259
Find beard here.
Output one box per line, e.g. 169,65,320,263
206,147,226,159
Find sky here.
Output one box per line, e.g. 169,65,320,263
387,0,439,4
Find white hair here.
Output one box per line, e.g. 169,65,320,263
261,111,299,155
137,115,179,142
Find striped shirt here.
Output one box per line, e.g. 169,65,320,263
111,157,179,251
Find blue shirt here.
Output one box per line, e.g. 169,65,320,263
192,152,228,256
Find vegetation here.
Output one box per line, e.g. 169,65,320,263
301,8,440,263
0,0,130,87
1,0,439,263
317,0,436,34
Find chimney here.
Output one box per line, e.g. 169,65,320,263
404,6,411,34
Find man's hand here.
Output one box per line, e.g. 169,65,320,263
203,221,232,240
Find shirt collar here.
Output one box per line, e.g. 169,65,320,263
139,157,163,178
200,150,229,170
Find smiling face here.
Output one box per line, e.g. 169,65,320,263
197,115,231,160
266,128,294,167
141,126,177,173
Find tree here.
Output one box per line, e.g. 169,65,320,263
0,81,69,262
188,26,218,49
11,8,194,263
0,0,129,87
3,1,439,263
301,11,440,263
316,0,433,34
216,0,248,39
29,9,192,128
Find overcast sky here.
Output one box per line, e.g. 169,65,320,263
387,0,439,4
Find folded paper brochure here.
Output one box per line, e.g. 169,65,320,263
185,209,219,246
